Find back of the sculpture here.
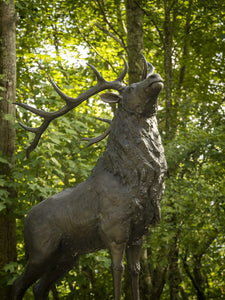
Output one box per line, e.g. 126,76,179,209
12,56,166,300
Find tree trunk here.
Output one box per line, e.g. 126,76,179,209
126,0,144,84
125,1,144,299
139,248,151,300
0,0,17,299
178,0,193,87
183,255,207,300
163,0,173,137
167,234,182,300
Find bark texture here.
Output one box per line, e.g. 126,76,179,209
125,1,144,298
0,1,17,299
163,0,173,137
126,0,144,84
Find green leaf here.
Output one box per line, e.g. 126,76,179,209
0,202,6,211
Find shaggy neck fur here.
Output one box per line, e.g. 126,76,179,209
96,107,167,224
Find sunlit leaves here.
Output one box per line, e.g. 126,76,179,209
12,0,225,298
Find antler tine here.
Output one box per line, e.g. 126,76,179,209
147,63,155,77
141,54,155,79
25,119,52,158
81,127,111,148
141,54,148,80
95,117,112,124
80,117,112,148
86,63,105,83
18,122,40,133
16,118,51,158
15,102,50,118
87,56,127,86
116,56,128,83
48,76,73,105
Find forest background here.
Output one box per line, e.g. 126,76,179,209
0,0,224,299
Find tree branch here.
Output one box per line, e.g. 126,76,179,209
95,0,127,50
76,25,119,75
134,1,164,44
94,22,124,48
168,0,179,12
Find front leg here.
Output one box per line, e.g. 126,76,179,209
109,241,126,300
126,240,143,300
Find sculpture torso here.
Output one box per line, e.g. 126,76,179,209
94,107,167,243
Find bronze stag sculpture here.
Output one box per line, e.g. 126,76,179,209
12,56,167,300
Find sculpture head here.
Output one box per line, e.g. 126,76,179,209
15,55,163,156
100,68,163,117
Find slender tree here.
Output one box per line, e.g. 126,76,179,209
126,0,144,84
125,1,145,299
0,0,17,299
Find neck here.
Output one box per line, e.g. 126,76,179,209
101,107,165,187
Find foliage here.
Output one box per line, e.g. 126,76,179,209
2,0,224,299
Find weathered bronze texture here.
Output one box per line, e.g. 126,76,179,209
12,56,167,300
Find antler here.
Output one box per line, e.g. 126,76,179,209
15,57,128,157
81,117,112,148
141,54,155,80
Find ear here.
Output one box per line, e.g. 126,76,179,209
100,92,122,103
